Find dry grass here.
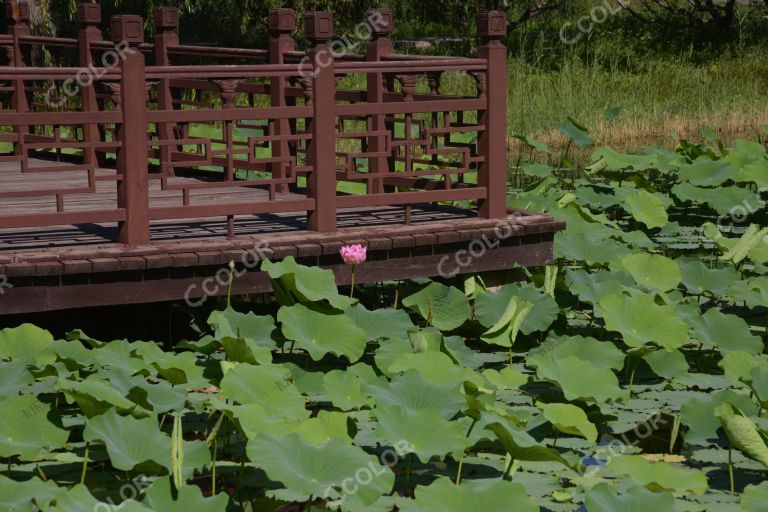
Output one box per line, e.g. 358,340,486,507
510,106,768,164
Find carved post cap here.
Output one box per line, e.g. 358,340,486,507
77,3,101,26
304,11,333,43
5,0,31,23
154,6,179,31
366,8,393,37
477,11,507,40
111,14,145,44
269,8,296,36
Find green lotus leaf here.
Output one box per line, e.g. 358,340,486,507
0,475,63,512
728,277,768,308
522,162,554,177
564,268,630,305
219,363,308,421
485,414,570,466
0,394,69,460
741,482,768,511
720,352,762,383
0,359,33,395
208,307,277,349
677,156,736,186
531,335,625,371
0,324,56,367
388,351,477,386
538,402,598,442
476,282,558,335
673,183,761,216
57,375,140,417
483,367,528,390
597,292,688,351
48,483,108,512
643,349,689,379
142,477,228,511
480,296,533,347
608,455,708,495
374,405,472,463
262,257,356,310
220,337,273,365
681,390,759,446
716,403,768,468
84,409,210,478
625,190,668,229
247,432,394,509
106,371,187,414
560,118,595,149
590,146,658,171
278,303,368,362
678,257,739,296
690,309,763,354
151,351,208,388
585,482,675,512
402,282,471,332
365,370,465,420
293,411,355,445
554,231,630,265
528,354,628,405
413,477,538,512
83,409,169,472
346,304,415,341
621,253,681,292
721,225,768,265
322,368,375,411
443,335,487,369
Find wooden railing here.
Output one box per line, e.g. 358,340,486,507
0,2,508,245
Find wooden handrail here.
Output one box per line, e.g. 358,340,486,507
0,4,509,245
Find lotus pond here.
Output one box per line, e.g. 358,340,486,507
2,125,768,511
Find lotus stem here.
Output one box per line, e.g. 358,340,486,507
502,457,515,481
728,447,735,495
306,495,314,512
628,359,640,396
393,282,400,310
36,464,47,482
80,442,89,485
455,419,478,485
349,265,356,298
211,436,217,496
406,453,414,481
227,261,235,308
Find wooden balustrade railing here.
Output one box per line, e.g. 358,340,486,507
0,1,508,245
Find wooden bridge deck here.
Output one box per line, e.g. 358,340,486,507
0,157,563,315
0,5,564,314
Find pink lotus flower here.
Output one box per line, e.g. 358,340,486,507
340,244,367,266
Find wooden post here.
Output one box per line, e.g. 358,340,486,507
476,11,508,220
6,0,30,156
268,8,296,194
113,15,150,245
365,8,394,194
77,3,103,166
305,12,337,232
153,6,180,173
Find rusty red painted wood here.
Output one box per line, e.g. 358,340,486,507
0,3,557,266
